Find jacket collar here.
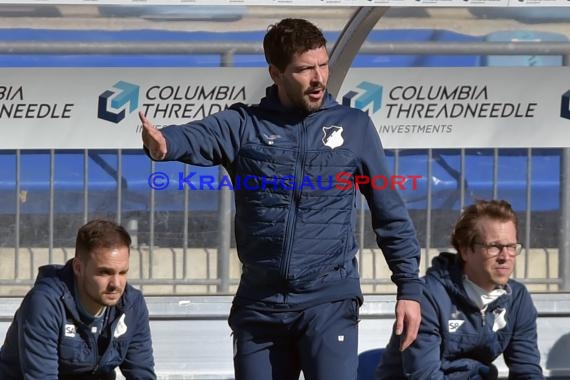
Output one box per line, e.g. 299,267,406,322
428,252,512,309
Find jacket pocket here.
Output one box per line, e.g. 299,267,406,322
59,336,91,366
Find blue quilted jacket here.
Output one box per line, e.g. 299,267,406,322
377,252,544,380
0,261,156,380
157,85,422,309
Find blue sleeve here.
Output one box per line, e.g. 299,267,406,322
402,284,498,380
156,106,245,167
503,287,544,379
18,289,61,380
401,286,446,379
357,117,421,301
119,293,157,380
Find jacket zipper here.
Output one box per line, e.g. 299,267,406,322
92,310,120,375
62,295,101,375
280,119,308,290
88,325,100,374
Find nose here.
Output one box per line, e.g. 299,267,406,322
109,274,121,289
312,66,324,84
496,247,510,260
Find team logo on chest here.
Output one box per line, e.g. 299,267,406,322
114,314,128,338
322,125,344,149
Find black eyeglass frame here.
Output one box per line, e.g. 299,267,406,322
472,242,524,257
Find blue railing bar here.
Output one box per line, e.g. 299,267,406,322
14,150,20,279
49,149,55,263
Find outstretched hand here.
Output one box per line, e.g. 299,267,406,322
394,299,421,351
139,111,167,161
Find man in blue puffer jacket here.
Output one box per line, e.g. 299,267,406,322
139,18,422,380
376,199,544,379
0,219,156,380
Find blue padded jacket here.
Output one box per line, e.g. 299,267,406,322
0,260,156,380
377,252,544,380
156,85,422,309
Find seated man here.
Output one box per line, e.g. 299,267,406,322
0,219,156,380
376,199,544,380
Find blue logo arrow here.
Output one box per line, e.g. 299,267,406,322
98,81,140,124
342,81,382,114
561,89,570,120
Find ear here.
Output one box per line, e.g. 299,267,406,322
459,246,471,262
268,64,282,85
72,257,82,277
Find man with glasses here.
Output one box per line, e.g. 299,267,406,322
376,199,544,379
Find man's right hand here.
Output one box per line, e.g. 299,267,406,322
139,111,167,160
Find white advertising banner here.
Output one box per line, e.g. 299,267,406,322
341,67,570,149
2,67,570,149
0,68,268,149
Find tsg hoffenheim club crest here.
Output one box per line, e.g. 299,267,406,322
322,125,344,149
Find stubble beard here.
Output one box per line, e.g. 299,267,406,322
296,94,323,114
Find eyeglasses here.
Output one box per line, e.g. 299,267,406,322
473,242,523,257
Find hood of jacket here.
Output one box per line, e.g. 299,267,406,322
426,251,465,295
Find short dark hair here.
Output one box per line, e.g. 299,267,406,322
75,219,131,261
451,199,518,259
263,18,327,72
